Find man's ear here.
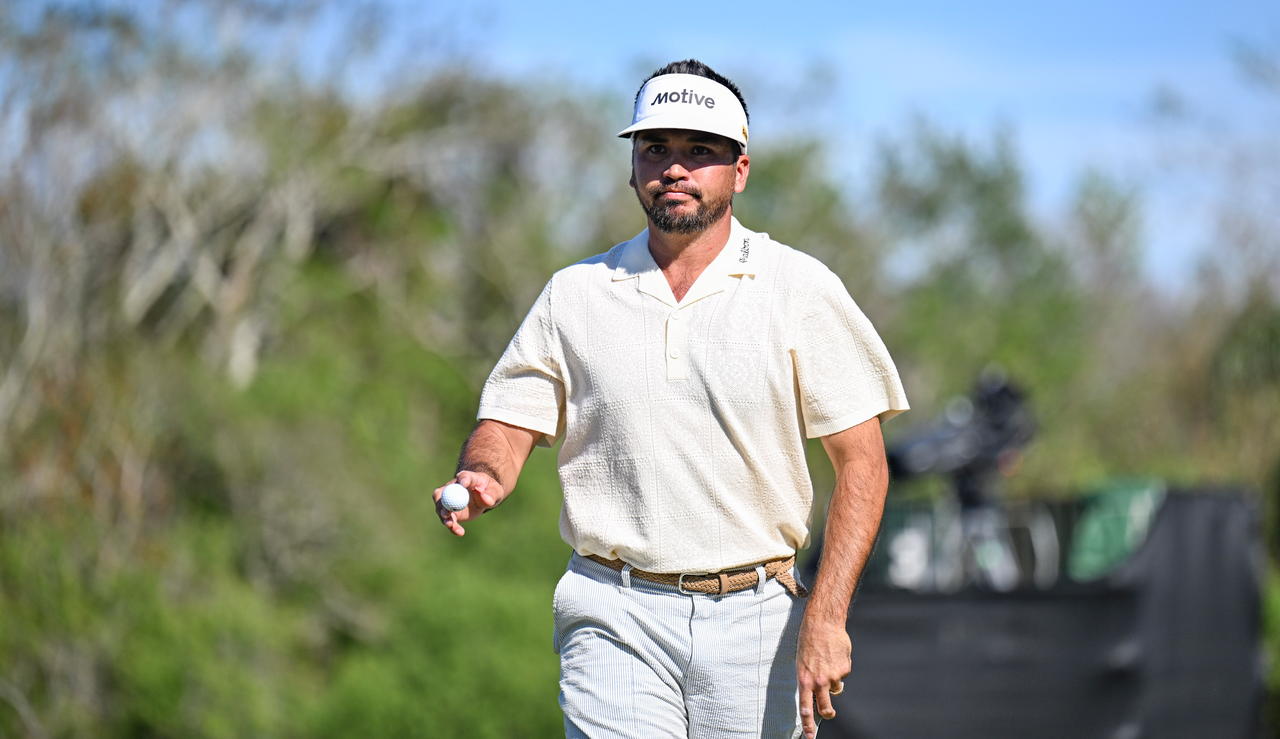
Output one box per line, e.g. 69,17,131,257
628,137,638,190
734,154,750,194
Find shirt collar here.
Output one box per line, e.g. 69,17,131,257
613,229,658,282
612,217,759,306
721,216,759,278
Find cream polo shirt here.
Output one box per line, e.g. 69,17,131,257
478,217,908,574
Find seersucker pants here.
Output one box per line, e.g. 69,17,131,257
553,552,806,739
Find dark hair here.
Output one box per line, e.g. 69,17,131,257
635,59,749,124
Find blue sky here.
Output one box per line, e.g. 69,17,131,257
375,0,1279,290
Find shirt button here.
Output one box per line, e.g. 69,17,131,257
671,311,681,321
670,348,680,359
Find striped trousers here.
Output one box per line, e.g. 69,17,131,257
554,553,805,739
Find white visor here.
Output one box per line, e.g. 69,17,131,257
617,73,748,151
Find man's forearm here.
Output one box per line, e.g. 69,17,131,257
806,442,888,623
808,417,889,620
796,416,889,737
456,419,536,494
436,419,540,536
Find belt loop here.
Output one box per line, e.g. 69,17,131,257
718,572,729,596
620,563,633,589
755,565,767,596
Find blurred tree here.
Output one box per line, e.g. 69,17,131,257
870,122,1090,491
1137,34,1280,492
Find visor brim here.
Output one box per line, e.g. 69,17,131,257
617,113,747,150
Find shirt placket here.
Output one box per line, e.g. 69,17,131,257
666,309,688,381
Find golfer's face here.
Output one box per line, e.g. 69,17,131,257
629,129,748,219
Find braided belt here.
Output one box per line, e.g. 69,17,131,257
587,554,809,598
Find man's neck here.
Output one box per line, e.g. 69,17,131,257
647,212,734,303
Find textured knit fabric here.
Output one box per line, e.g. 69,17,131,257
478,217,908,574
554,553,805,739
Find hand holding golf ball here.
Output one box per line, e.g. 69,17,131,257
440,482,470,512
436,471,505,537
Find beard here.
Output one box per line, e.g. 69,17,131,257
637,181,733,235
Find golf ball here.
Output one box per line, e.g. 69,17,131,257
440,483,469,512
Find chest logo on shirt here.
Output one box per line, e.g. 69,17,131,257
739,238,750,263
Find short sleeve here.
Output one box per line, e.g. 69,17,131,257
793,267,909,438
477,279,567,447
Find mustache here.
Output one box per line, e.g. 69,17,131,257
647,183,702,200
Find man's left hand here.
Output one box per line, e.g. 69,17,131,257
796,616,850,738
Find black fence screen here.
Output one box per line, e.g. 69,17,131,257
812,491,1265,739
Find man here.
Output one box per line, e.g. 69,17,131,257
435,59,908,739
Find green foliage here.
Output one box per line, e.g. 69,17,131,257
0,512,309,737
1213,298,1280,391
